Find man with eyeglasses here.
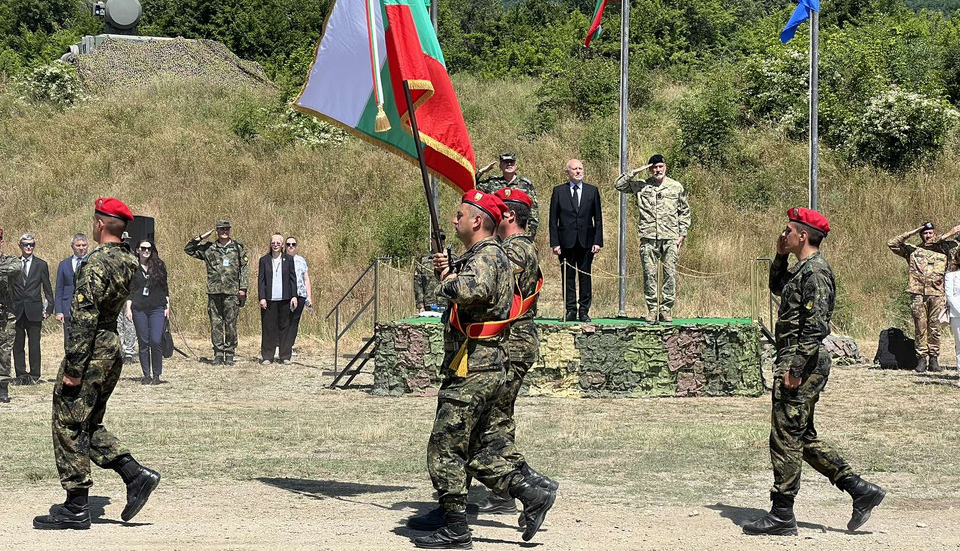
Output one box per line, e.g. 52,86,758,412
185,220,249,366
12,233,54,385
283,237,312,357
475,153,540,239
0,228,23,402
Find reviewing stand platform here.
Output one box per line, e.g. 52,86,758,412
373,317,763,398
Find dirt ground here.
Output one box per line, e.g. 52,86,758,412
0,333,958,550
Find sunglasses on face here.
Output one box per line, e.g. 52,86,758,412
139,246,152,251
286,243,297,247
21,243,35,248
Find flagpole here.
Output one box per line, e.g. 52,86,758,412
617,0,629,317
429,0,440,209
402,80,445,254
809,9,818,210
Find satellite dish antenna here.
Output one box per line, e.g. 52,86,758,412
93,0,142,35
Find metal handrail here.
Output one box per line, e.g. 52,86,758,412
327,257,387,379
326,260,379,319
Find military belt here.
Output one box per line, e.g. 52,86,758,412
97,321,118,332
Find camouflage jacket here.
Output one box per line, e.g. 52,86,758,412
502,232,540,362
614,173,691,240
184,237,249,295
438,236,513,372
0,253,22,311
769,251,835,378
475,175,540,238
65,242,138,379
413,254,444,311
887,230,959,296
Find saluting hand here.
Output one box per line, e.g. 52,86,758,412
200,229,215,240
776,232,788,255
479,161,497,174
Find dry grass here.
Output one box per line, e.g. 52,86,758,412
1,74,958,345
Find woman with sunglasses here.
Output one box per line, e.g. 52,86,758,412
125,240,170,384
283,237,312,356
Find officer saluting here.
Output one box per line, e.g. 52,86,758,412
34,198,160,530
744,207,885,536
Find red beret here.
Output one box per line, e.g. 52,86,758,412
94,197,134,222
462,190,508,226
494,187,532,208
788,207,829,234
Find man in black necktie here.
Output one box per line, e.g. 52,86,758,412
12,233,54,385
548,159,603,322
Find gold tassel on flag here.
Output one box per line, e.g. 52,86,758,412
375,104,391,132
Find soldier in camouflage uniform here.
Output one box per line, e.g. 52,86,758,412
185,219,249,365
117,232,138,363
615,154,691,322
744,207,885,537
0,227,23,403
887,222,960,372
34,198,160,530
409,191,556,549
475,153,540,239
414,232,447,316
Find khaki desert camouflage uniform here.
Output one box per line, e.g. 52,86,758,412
428,236,522,513
614,173,691,315
0,253,22,382
768,251,854,499
476,175,540,239
887,230,959,357
52,242,138,490
184,237,249,360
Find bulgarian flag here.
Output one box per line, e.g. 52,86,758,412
294,0,476,192
584,0,609,48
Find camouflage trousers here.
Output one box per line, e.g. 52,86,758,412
911,293,945,357
208,294,240,357
117,311,137,357
428,366,522,513
0,310,13,378
52,337,130,490
467,358,532,480
640,238,679,313
770,357,854,498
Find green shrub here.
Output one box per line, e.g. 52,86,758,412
17,61,83,108
230,96,267,141
231,98,345,147
579,115,619,163
538,56,619,120
376,204,427,260
674,79,739,167
840,86,959,171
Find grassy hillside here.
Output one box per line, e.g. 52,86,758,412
1,74,955,344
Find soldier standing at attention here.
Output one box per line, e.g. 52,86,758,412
475,153,540,239
0,228,23,403
614,154,690,322
34,198,160,530
887,221,960,372
744,207,885,536
185,220,249,366
410,191,556,549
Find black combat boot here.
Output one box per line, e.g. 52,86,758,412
412,510,472,549
0,382,9,403
837,474,886,531
224,355,235,366
915,356,927,372
521,463,560,491
742,494,798,536
407,507,448,531
111,454,161,521
33,489,91,530
928,356,942,372
509,474,557,541
477,492,518,514
211,356,224,366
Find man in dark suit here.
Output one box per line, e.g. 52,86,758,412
549,159,603,322
257,234,298,365
13,233,54,384
55,234,88,346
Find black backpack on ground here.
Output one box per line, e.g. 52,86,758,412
873,328,917,370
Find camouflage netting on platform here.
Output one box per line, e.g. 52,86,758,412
373,320,763,398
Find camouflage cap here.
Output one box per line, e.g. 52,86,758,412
215,219,232,229
499,152,516,162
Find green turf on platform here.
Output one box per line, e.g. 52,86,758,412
394,316,753,326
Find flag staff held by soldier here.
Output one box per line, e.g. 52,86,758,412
34,197,160,530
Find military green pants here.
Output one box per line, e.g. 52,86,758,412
208,293,240,357
770,358,854,498
911,293,945,357
467,358,531,474
0,310,13,378
52,346,130,490
640,238,679,313
428,366,521,513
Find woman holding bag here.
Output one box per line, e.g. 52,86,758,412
126,240,170,385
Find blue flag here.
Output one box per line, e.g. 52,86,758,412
780,0,820,43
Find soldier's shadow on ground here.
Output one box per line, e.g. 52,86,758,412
89,496,151,527
706,503,868,535
257,477,413,503
913,372,959,386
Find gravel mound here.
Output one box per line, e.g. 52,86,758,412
75,37,274,92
